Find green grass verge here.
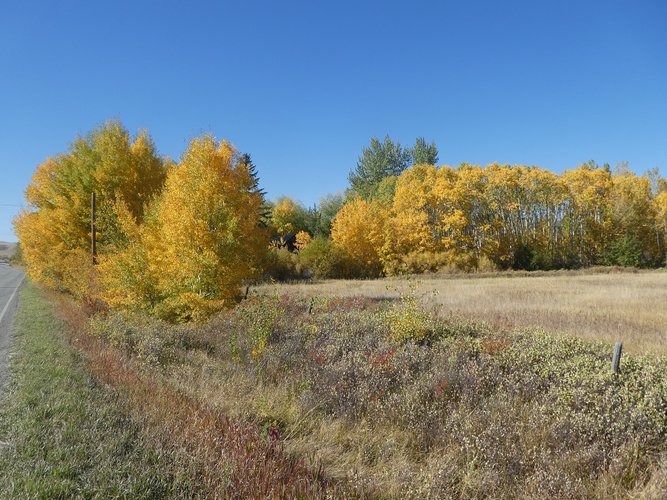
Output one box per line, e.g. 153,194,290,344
0,284,197,498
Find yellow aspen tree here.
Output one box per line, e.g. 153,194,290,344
607,173,660,266
483,164,526,268
562,165,613,266
14,121,166,298
14,158,70,288
454,164,490,261
380,165,433,274
507,166,567,269
148,136,269,321
385,164,481,272
432,166,469,252
97,199,162,312
389,164,440,258
270,197,310,237
14,207,66,289
331,197,388,277
655,191,667,264
528,168,568,267
437,164,488,269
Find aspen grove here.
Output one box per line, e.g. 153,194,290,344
14,122,667,320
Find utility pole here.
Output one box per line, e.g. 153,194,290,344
91,192,97,264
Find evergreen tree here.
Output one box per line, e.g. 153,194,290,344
349,136,411,199
410,137,439,165
317,192,345,236
238,153,271,226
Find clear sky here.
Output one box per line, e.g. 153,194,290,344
1,0,666,242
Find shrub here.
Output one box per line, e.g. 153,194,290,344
476,255,499,273
89,313,193,368
384,250,480,275
265,247,306,281
604,236,642,267
298,237,347,279
383,296,434,343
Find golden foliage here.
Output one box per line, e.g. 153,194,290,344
332,162,666,275
17,123,269,321
16,121,667,320
294,230,312,251
270,197,308,237
143,136,268,321
331,198,388,277
97,199,160,313
15,121,166,298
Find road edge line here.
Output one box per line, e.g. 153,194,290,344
0,275,25,325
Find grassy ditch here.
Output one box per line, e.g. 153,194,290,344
0,283,203,497
89,294,667,499
1,284,346,498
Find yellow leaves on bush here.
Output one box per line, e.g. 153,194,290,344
98,199,159,313
294,231,312,251
61,248,99,301
383,284,435,343
385,300,433,343
331,198,388,277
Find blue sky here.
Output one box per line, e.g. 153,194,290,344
1,0,666,241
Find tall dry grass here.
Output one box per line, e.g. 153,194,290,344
258,269,667,355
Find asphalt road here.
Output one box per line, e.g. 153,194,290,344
0,264,25,398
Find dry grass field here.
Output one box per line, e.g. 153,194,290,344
258,269,667,356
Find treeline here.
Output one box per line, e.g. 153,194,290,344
328,162,667,276
15,122,667,321
269,139,667,278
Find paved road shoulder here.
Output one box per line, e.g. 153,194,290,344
0,265,25,398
